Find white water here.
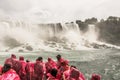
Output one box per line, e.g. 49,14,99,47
84,24,98,42
0,19,119,52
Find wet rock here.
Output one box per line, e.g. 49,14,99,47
25,46,33,51
18,49,24,52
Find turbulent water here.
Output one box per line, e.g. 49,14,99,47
0,49,120,80
0,19,120,80
0,20,119,52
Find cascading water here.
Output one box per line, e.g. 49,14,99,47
84,24,98,42
0,19,119,52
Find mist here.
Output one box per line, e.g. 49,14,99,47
0,0,120,23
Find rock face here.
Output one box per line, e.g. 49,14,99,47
76,16,120,46
25,46,33,51
3,36,22,48
18,49,24,52
90,43,114,49
96,16,120,46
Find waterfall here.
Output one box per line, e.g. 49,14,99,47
0,19,119,52
84,24,98,42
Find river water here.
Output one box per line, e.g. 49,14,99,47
0,49,120,80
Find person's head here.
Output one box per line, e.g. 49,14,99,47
2,64,11,73
19,56,24,61
91,74,101,80
11,54,16,59
71,65,77,69
61,60,69,70
70,68,80,79
26,59,30,62
61,60,69,65
56,54,61,61
50,68,58,77
36,57,43,62
48,57,52,61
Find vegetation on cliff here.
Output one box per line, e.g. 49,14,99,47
76,16,120,46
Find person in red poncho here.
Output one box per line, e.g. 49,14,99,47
25,59,34,80
47,68,59,80
0,64,20,80
68,67,85,80
18,56,27,80
4,54,21,74
61,60,70,79
58,60,85,80
56,54,64,69
5,54,17,67
55,60,70,80
0,65,2,75
91,74,101,80
45,57,57,74
33,57,45,80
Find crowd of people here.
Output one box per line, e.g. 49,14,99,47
0,54,101,80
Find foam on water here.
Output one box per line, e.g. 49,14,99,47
0,19,119,52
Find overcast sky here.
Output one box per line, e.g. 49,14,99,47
0,0,120,23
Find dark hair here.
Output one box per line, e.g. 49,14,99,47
91,74,101,80
2,64,11,73
61,60,69,66
56,54,61,60
26,59,30,62
37,57,43,61
50,68,58,77
11,54,16,58
48,57,52,61
56,54,61,58
71,65,77,69
19,56,24,60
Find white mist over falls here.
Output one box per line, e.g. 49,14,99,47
0,20,119,52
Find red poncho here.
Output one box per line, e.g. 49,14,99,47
0,69,20,80
47,73,59,80
33,61,44,80
68,68,85,80
91,74,101,80
18,60,27,80
45,58,57,73
25,62,34,80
